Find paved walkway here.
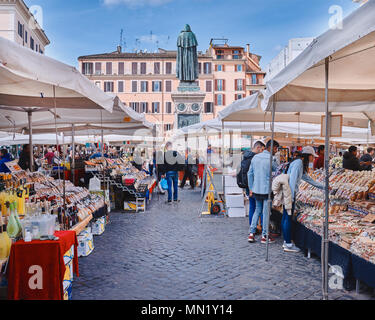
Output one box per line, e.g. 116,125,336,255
72,188,375,300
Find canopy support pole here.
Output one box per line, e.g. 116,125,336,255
27,111,33,172
72,124,75,185
266,96,276,262
322,57,330,301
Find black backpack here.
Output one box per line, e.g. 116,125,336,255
237,153,255,189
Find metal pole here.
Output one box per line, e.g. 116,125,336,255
72,124,75,185
266,96,276,262
322,57,330,300
27,111,33,172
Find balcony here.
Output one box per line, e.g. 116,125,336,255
215,55,244,60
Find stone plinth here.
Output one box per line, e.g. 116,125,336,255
172,81,206,129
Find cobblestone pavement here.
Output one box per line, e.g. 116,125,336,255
73,188,375,300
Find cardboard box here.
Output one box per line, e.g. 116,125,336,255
124,199,146,212
77,230,94,257
227,207,246,218
91,217,106,236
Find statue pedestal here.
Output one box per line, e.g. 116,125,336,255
172,81,206,130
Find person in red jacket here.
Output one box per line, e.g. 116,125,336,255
313,145,325,170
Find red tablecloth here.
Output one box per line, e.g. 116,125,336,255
7,230,79,300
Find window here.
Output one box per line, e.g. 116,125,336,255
140,81,148,92
105,62,112,75
140,63,146,75
166,62,172,74
154,62,160,74
216,49,224,59
118,81,124,93
82,62,93,75
132,81,137,93
152,81,162,92
95,81,101,88
236,64,243,72
203,62,212,74
95,62,102,75
252,74,257,84
18,22,23,38
30,37,34,50
233,50,240,59
132,62,138,75
130,102,140,112
198,63,202,74
118,62,124,75
165,124,172,131
204,102,213,113
206,80,212,92
215,94,225,106
216,64,224,72
235,79,244,91
235,94,244,100
140,102,149,113
25,31,28,43
104,81,114,92
35,44,38,52
216,79,224,91
166,102,172,114
165,80,172,93
152,102,160,113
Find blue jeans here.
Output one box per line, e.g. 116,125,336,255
282,202,295,244
250,198,269,237
166,171,178,201
248,196,263,233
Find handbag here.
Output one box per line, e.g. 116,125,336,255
160,178,168,191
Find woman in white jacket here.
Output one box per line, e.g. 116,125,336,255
282,146,324,253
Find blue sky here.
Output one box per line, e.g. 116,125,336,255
24,0,360,69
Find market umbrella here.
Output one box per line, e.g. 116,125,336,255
262,0,375,299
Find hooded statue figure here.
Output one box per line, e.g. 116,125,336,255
176,24,199,82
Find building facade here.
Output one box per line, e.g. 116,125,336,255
265,37,314,81
78,40,265,132
0,0,49,53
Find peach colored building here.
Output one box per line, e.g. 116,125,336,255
78,39,265,132
0,0,49,53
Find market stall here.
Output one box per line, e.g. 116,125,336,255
262,0,375,299
0,168,108,300
84,157,156,213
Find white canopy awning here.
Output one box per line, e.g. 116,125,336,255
218,92,370,128
0,36,117,111
262,0,375,117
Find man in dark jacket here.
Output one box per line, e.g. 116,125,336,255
359,147,374,171
180,148,196,190
343,146,363,171
159,142,185,204
18,144,31,171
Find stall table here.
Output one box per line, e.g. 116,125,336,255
7,230,79,300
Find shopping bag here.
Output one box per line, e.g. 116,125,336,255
160,178,168,191
89,176,101,191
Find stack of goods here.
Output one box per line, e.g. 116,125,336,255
330,156,343,169
296,168,375,263
0,171,105,243
85,157,156,191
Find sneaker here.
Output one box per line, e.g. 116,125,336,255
248,234,256,243
284,244,300,253
282,241,287,249
261,236,275,244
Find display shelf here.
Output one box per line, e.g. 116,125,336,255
71,214,93,235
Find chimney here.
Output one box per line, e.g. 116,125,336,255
117,45,122,53
246,44,250,56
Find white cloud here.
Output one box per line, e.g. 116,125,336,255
103,0,174,7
